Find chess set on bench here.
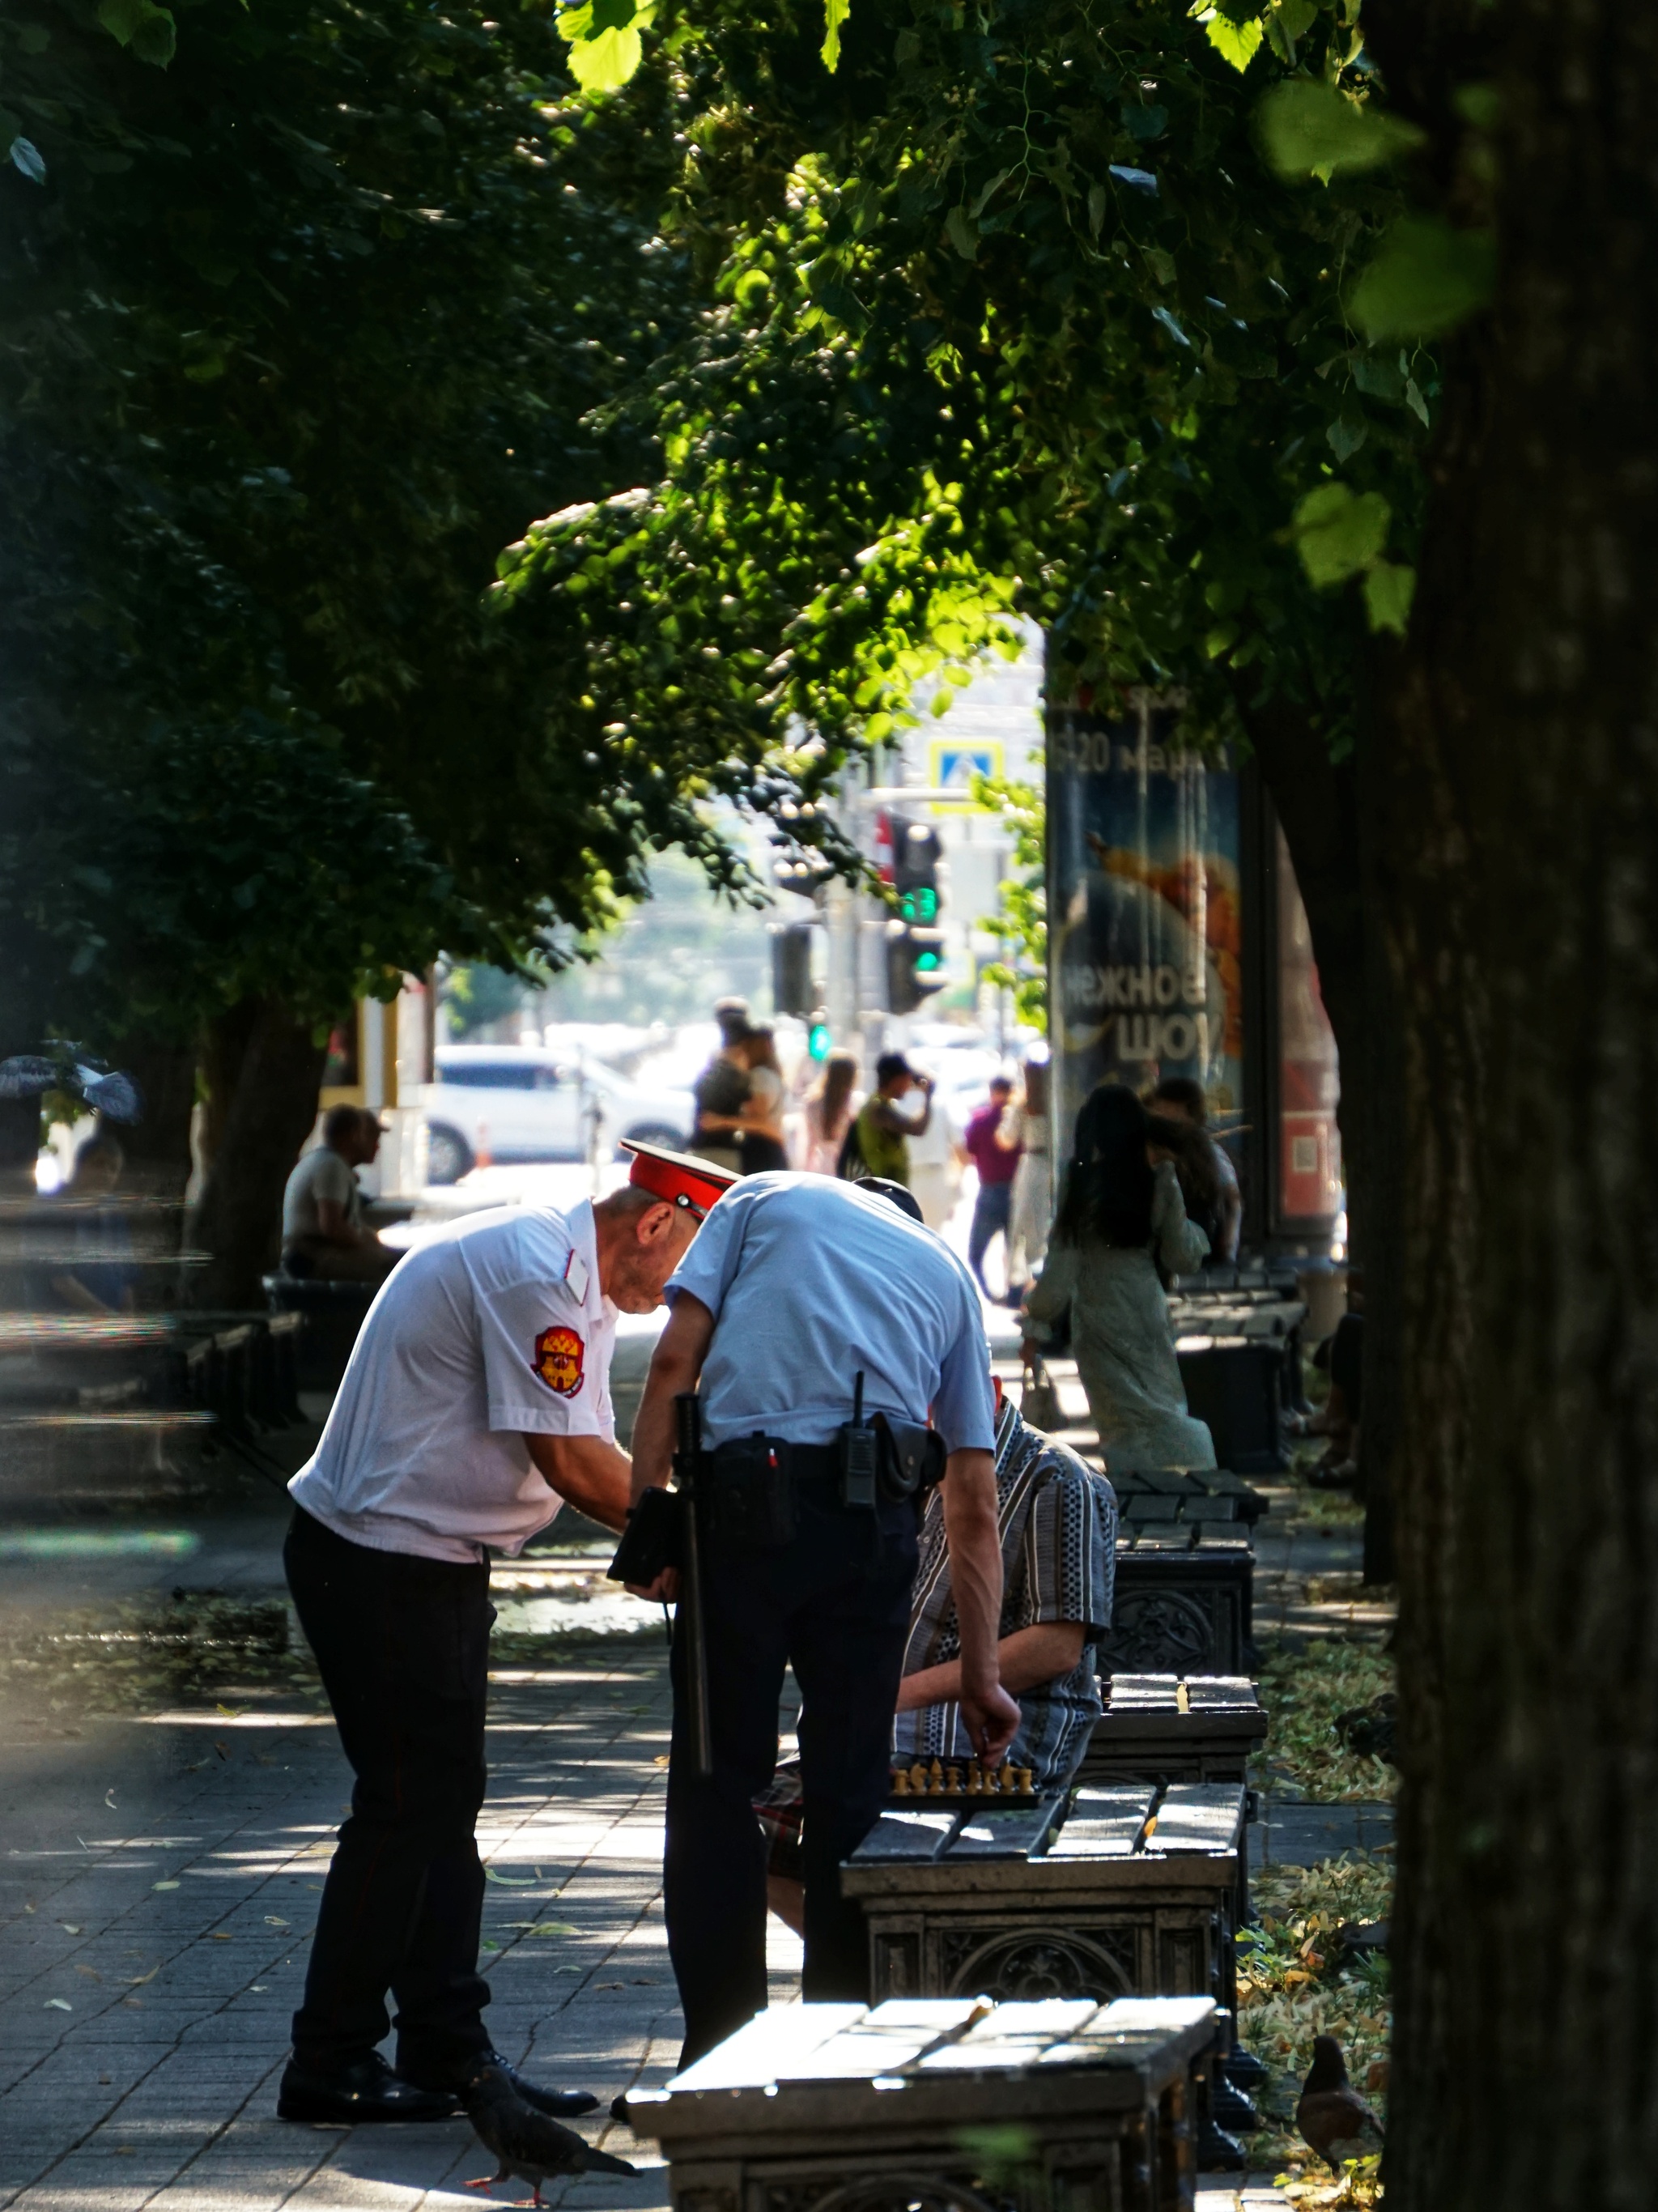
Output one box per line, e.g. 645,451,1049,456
890,1758,1039,1801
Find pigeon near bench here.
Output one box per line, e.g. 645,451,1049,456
1296,2034,1384,2172
464,2063,636,2205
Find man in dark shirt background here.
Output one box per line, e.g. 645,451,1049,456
963,1074,1020,1300
691,998,751,1173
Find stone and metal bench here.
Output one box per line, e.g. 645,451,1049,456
1104,1527,1254,1674
844,1780,1244,2014
627,1993,1221,2212
842,1781,1258,2159
263,1273,375,1389
1112,1467,1269,1532
1078,1674,1269,1791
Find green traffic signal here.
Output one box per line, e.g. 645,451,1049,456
808,1020,832,1061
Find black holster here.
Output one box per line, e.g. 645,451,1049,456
704,1434,797,1551
607,1485,684,1585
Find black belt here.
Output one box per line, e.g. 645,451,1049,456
708,1436,839,1483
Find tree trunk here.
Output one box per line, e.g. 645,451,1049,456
1234,691,1405,1576
108,1032,201,1309
1235,692,1367,1230
188,998,326,1310
1379,0,1658,2201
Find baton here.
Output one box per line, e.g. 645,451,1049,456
674,1390,714,1780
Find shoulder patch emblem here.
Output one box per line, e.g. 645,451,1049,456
532,1325,585,1399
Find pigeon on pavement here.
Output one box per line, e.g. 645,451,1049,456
465,2062,636,2204
1295,2034,1385,2172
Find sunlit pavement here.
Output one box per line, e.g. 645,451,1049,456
0,1169,1297,2210
0,1499,800,2212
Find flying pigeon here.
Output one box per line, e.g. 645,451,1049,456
0,1052,142,1124
1295,2034,1385,2172
464,2063,636,2204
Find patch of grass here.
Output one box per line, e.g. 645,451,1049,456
1252,1636,1397,1802
1237,1852,1393,2177
0,1591,320,1725
1285,1486,1365,1529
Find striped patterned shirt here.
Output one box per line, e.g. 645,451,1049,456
891,1395,1117,1787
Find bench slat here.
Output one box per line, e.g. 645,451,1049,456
1044,1784,1154,1857
1146,1784,1245,1854
780,1998,986,2080
851,1810,962,1862
944,1798,1065,1860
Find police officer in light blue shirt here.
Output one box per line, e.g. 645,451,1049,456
627,1172,1020,2064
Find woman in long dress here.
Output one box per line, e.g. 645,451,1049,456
797,1049,860,1173
1005,1053,1052,1300
1020,1083,1215,1472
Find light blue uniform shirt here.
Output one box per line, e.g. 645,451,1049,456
665,1172,996,1455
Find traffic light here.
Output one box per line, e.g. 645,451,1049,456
771,920,816,1016
807,1015,832,1061
892,820,943,914
886,917,946,1013
885,819,946,1012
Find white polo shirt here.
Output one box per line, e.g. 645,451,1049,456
288,1200,616,1564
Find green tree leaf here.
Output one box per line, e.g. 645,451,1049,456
1291,483,1392,588
8,137,46,185
1350,218,1496,341
1363,559,1416,636
1258,80,1425,181
822,0,849,72
556,0,651,91
96,0,176,68
945,206,978,261
1202,11,1264,72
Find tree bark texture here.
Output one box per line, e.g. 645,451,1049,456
1380,1,1658,2202
187,999,325,1309
1233,691,1403,1577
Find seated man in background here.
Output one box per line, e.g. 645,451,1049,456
282,1105,397,1283
758,1381,1117,1929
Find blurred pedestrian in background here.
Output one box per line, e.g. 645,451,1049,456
281,1105,395,1283
848,1052,933,1187
47,1129,137,1315
797,1049,861,1174
1020,1083,1215,1471
1005,1053,1052,1303
963,1074,1020,1300
1151,1075,1241,1266
691,998,751,1172
903,1074,966,1231
733,1024,788,1175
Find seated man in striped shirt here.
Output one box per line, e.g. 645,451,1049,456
757,1383,1117,1926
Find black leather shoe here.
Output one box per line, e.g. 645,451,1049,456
406,2049,599,2120
278,2052,462,2125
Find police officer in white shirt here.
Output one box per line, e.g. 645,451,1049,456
278,1142,736,2127
628,1171,1021,2065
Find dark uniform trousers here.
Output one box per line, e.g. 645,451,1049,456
664,1480,919,2065
283,1508,495,2075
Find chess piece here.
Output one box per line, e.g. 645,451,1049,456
946,1766,962,1794
892,1767,911,1796
908,1763,927,1793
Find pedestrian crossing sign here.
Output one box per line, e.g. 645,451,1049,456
929,740,1004,810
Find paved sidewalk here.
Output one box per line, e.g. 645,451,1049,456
0,1507,782,2212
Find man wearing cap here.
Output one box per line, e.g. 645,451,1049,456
852,1051,934,1187
627,1170,1020,2064
278,1141,736,2127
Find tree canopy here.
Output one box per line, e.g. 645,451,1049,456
508,0,1483,774
1,0,744,1051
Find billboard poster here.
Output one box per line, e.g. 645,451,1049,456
1047,694,1244,1164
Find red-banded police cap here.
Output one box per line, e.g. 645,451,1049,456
619,1139,741,1222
